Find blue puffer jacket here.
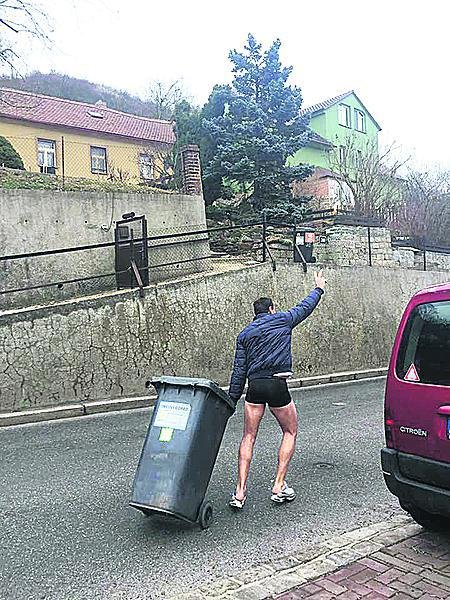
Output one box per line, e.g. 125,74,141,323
228,287,324,401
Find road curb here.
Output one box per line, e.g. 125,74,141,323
83,395,154,415
0,367,387,428
0,403,85,426
287,367,387,389
0,396,156,427
170,515,421,600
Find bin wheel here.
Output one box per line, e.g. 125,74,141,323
199,501,213,529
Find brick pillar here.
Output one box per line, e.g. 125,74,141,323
179,145,202,195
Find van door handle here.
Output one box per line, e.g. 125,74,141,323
437,406,450,415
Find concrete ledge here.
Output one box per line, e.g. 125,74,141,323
295,375,331,387
329,371,358,383
290,368,387,388
0,403,85,427
0,367,387,427
354,367,388,379
83,395,155,415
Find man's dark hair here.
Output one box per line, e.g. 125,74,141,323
253,297,274,315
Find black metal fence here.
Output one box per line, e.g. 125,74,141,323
0,211,326,310
1,210,448,311
391,238,450,272
0,221,249,309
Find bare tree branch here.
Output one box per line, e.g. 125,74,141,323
0,18,19,32
395,169,450,245
328,135,408,216
147,80,187,120
140,142,178,190
0,0,51,74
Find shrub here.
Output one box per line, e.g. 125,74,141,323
0,136,24,169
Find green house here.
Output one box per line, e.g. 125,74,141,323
289,91,382,208
291,90,381,169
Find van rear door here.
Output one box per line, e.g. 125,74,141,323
390,297,450,464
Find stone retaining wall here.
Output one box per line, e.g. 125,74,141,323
0,263,447,413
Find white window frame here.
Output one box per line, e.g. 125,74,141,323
90,146,107,174
37,139,56,173
338,104,351,128
355,109,366,133
139,153,154,180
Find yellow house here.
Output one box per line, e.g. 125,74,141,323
0,87,175,183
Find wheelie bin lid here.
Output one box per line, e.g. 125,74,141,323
150,376,236,412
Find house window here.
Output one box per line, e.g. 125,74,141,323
339,145,347,162
338,104,351,128
355,149,363,167
90,146,107,174
139,153,154,180
37,139,56,174
355,109,366,133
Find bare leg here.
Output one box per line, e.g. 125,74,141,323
270,401,298,494
235,402,265,500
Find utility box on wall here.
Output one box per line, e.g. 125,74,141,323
293,227,316,264
115,214,149,289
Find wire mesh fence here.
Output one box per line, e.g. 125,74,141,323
1,134,173,193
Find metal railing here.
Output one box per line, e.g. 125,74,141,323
4,207,445,307
0,211,329,308
391,237,450,272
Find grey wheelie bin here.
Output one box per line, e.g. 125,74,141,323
129,376,236,529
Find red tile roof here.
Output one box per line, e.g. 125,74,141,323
0,87,176,144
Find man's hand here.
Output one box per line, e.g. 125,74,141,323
314,269,326,290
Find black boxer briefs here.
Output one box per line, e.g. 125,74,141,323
245,378,292,408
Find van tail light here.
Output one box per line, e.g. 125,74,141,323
385,410,395,448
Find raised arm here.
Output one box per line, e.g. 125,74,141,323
228,335,247,402
284,270,327,328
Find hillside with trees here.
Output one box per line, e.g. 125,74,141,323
0,72,159,117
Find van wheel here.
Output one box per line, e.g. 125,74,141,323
406,504,450,532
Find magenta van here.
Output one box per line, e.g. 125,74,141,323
382,282,450,529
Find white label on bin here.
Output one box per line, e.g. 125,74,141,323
154,401,191,431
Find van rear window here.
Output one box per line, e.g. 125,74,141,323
396,300,450,386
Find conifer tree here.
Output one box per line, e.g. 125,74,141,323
203,34,312,217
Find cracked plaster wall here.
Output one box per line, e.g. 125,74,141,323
0,263,448,413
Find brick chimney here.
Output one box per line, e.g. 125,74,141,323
179,145,202,195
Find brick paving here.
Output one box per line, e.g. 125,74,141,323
274,530,450,600
171,518,449,600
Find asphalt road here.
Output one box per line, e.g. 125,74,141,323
0,378,402,600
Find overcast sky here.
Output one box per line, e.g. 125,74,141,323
19,0,450,169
